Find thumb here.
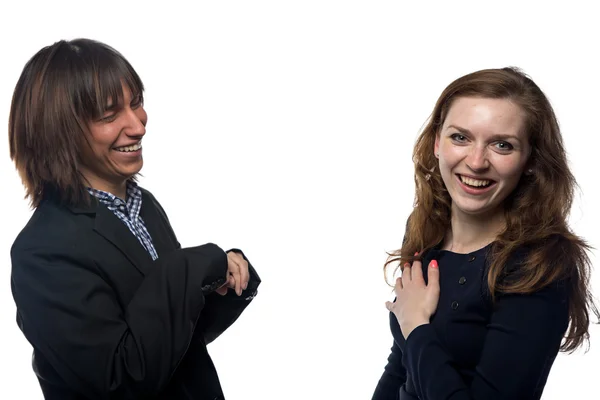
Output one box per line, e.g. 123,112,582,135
385,301,394,312
427,259,440,288
215,286,228,296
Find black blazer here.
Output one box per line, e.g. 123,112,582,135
10,188,261,400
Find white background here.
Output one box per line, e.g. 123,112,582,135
1,1,598,399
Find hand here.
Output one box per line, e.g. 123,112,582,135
385,256,440,338
215,251,249,296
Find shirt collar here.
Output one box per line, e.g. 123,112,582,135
87,181,142,212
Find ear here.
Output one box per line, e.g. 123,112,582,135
523,146,534,175
434,135,440,158
523,162,534,175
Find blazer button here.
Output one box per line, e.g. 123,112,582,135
468,255,476,262
451,301,459,310
458,276,467,285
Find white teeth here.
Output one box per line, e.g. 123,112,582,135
114,142,142,152
460,175,490,187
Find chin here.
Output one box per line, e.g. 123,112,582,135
121,167,143,179
452,201,502,218
128,162,144,175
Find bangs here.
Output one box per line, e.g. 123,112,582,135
90,57,144,118
61,39,144,121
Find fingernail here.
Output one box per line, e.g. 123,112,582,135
404,263,410,268
430,260,439,268
414,252,419,256
243,283,248,290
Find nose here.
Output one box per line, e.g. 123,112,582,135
124,107,147,137
466,146,489,172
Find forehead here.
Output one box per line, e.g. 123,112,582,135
443,97,526,138
104,82,136,106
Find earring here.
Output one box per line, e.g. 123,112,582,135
435,153,439,158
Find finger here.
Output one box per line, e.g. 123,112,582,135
427,259,440,289
395,276,403,291
411,257,424,283
402,264,411,282
235,256,249,290
228,257,243,296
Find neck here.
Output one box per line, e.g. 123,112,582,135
443,205,505,254
84,175,128,200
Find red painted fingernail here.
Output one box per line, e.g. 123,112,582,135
430,260,439,268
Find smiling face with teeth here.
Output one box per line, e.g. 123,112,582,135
434,96,531,220
80,82,147,198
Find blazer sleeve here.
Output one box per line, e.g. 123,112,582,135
401,280,569,400
11,240,228,399
146,191,261,345
195,248,261,345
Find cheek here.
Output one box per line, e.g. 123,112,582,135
83,130,116,162
495,157,526,183
91,128,120,150
439,146,463,169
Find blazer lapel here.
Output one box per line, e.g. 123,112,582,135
67,191,173,275
139,191,180,255
93,203,153,276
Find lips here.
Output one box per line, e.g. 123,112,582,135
457,174,494,188
113,142,142,152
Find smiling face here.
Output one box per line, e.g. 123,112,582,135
434,96,530,220
80,82,147,197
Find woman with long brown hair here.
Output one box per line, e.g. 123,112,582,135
372,67,598,400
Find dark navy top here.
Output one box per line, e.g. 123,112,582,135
372,244,569,400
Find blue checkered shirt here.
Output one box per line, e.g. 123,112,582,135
87,181,159,260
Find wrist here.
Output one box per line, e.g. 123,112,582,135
401,319,429,339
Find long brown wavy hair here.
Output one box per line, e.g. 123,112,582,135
385,67,598,352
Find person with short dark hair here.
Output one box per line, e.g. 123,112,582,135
372,67,598,400
9,38,260,400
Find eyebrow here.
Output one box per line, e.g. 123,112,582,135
446,124,522,141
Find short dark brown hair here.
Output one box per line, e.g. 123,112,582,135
8,38,144,208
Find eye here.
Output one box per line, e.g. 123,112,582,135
494,141,514,151
97,113,117,123
450,133,467,142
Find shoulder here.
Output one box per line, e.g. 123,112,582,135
138,187,173,221
507,234,577,272
492,236,573,297
490,233,574,269
139,186,164,210
11,199,89,264
138,186,156,202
